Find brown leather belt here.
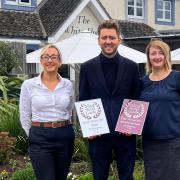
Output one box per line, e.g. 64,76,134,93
32,121,71,128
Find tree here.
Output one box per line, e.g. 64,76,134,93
0,41,19,76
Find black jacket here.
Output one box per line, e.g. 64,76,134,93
79,53,141,132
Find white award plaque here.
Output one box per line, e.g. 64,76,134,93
75,98,110,137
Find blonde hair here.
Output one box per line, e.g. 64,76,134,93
145,39,171,74
40,44,62,60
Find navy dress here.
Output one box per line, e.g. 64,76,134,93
140,70,180,180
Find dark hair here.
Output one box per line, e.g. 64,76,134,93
98,19,120,36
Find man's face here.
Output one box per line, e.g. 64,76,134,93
98,28,121,56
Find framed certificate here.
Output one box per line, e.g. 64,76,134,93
75,98,110,137
115,99,149,135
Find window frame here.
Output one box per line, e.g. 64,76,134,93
157,0,172,22
19,0,31,5
5,0,18,5
5,0,31,6
127,0,144,19
155,0,175,26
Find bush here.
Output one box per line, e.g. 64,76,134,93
0,132,16,164
73,124,90,163
77,172,93,180
0,76,28,154
0,76,25,100
134,161,145,180
0,41,19,76
10,165,35,180
70,161,90,178
136,136,143,160
0,103,28,154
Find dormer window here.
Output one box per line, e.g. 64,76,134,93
5,0,31,5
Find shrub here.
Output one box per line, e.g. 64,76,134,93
0,76,25,101
0,76,28,154
0,170,9,179
136,136,143,160
0,104,28,154
0,41,19,76
73,124,90,163
10,165,35,180
0,132,16,164
134,161,145,180
77,172,93,180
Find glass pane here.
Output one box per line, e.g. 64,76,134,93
157,10,163,19
128,7,134,15
165,2,171,10
20,0,30,2
157,1,163,9
165,11,171,20
137,8,142,16
136,0,142,6
128,0,134,6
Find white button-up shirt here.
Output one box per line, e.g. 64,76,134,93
19,73,74,136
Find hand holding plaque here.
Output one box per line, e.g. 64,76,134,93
75,99,110,137
115,99,149,135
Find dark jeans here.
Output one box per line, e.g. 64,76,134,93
28,125,75,180
89,134,136,180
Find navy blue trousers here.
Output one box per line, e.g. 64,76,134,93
89,134,136,180
28,125,75,180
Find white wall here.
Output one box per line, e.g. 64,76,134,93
59,7,101,41
147,0,180,30
99,0,125,19
99,0,180,30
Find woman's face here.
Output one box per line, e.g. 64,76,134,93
149,46,165,70
40,47,61,73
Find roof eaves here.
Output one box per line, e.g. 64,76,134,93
36,13,48,38
95,0,111,19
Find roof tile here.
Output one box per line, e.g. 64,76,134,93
39,0,82,36
119,20,158,38
0,10,46,39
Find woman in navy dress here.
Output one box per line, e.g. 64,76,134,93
140,39,180,180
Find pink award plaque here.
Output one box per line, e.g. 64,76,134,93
115,99,149,135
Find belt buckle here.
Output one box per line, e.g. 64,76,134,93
51,122,57,128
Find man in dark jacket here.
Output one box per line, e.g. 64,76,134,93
79,19,141,180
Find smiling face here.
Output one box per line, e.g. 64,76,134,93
149,46,165,70
40,47,62,73
98,28,121,56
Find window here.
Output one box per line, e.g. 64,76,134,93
155,0,175,25
157,0,171,22
20,0,31,5
5,0,31,5
20,0,30,2
128,0,144,19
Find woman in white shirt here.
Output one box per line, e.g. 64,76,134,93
20,44,75,180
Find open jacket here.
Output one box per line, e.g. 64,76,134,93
79,54,141,132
